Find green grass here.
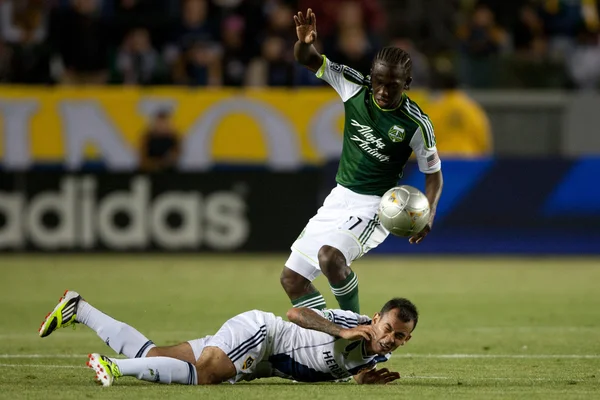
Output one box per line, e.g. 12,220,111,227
0,254,599,399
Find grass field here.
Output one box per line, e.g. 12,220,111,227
0,254,599,399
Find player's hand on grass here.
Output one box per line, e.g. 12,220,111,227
356,368,401,384
409,223,431,244
338,325,375,341
294,8,317,44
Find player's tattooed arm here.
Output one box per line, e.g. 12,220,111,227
286,307,374,340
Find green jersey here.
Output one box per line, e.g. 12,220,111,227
316,55,441,196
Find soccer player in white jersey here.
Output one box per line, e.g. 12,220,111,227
39,290,418,385
281,9,444,313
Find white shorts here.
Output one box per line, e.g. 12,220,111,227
187,310,277,383
285,184,389,281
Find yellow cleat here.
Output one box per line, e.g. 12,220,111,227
38,290,81,338
87,353,122,387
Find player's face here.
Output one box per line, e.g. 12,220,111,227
370,62,407,109
369,308,414,355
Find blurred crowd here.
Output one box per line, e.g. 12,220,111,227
0,0,388,87
456,0,600,89
0,0,598,90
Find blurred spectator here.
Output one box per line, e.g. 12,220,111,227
114,28,164,85
50,0,111,84
390,37,431,88
323,1,381,67
297,0,386,39
513,3,548,59
172,41,222,86
169,0,219,54
246,35,294,87
539,0,583,60
458,4,508,57
111,0,168,46
457,4,508,87
265,1,294,39
167,0,222,86
427,62,493,157
567,27,600,90
0,0,51,83
328,28,374,75
220,15,251,87
139,109,181,172
0,40,12,82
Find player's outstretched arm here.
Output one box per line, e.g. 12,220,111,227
293,8,322,73
353,368,401,384
410,170,443,244
286,307,375,340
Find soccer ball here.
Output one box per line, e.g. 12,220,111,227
378,185,431,237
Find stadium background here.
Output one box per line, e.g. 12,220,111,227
0,1,599,398
1,0,599,254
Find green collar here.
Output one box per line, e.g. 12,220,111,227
370,92,406,112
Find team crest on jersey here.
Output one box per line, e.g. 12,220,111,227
388,125,405,142
242,355,255,370
329,61,343,73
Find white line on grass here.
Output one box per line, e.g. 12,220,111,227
399,354,600,359
0,363,85,369
0,355,86,359
404,376,585,382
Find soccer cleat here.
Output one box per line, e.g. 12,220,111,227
87,353,122,387
38,290,82,338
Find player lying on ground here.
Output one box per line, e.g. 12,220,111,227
39,290,418,386
281,8,443,314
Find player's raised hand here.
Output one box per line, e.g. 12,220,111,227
357,368,401,384
294,8,317,44
409,223,431,244
338,325,375,341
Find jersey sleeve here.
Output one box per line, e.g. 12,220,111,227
315,55,364,102
314,309,372,328
410,126,442,174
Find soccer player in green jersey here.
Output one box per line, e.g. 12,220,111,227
281,9,444,313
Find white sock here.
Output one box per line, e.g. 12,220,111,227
76,301,155,358
114,357,198,385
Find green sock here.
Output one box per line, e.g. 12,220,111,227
291,291,327,310
330,271,360,313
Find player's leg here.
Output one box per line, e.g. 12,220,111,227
318,244,360,313
87,352,199,386
317,211,385,313
280,263,326,310
85,308,273,386
194,346,237,384
39,290,156,359
281,186,350,309
87,346,237,386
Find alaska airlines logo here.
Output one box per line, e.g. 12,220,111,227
349,120,390,162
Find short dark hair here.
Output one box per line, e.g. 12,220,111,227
372,47,412,81
380,297,419,330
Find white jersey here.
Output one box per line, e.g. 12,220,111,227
263,308,391,382
188,309,392,383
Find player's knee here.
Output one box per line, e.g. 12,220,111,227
196,368,222,385
195,346,236,385
280,267,307,292
318,246,347,279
